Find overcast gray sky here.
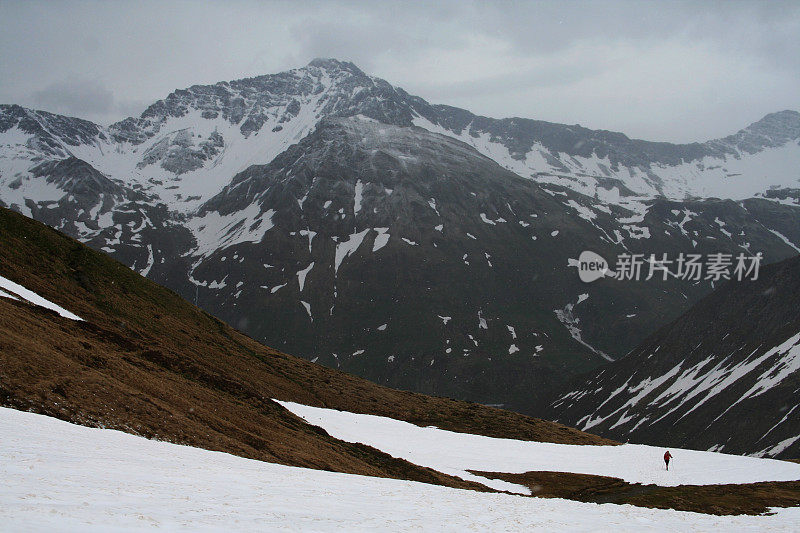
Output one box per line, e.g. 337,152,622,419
1,0,798,142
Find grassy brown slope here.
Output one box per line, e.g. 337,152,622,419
0,207,611,485
474,471,800,516
0,296,487,491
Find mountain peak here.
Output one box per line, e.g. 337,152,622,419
744,109,800,138
306,57,366,76
717,108,800,154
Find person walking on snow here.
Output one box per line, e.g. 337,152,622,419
664,450,672,471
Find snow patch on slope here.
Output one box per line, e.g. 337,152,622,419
0,274,83,321
278,400,800,488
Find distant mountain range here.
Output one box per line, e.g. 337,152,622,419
1,58,799,413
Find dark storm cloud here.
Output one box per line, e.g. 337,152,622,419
0,0,797,141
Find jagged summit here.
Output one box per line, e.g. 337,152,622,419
724,109,800,153
105,58,411,151
306,57,367,75
753,109,800,127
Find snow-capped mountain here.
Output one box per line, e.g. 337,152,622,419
547,255,800,458
414,108,800,205
4,59,798,215
1,58,799,412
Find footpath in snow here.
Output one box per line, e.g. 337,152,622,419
277,400,800,492
3,406,800,532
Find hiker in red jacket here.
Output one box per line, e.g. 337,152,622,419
664,450,672,471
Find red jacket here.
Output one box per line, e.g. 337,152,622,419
664,451,672,461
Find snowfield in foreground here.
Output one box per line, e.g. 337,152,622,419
278,401,800,492
3,407,800,532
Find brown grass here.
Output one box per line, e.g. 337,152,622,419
474,470,800,515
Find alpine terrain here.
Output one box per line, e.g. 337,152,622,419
1,58,799,411
0,204,608,479
2,207,800,529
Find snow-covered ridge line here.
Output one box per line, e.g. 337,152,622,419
410,113,800,205
0,274,82,321
3,65,798,220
